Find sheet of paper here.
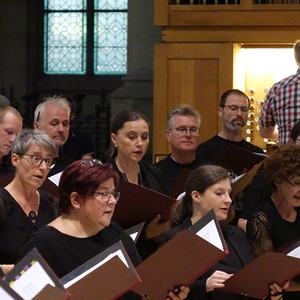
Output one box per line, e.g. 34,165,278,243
0,289,16,300
48,172,62,186
196,219,224,251
287,245,300,259
9,262,55,300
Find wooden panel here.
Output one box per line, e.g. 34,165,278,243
161,28,300,43
154,0,169,26
153,43,233,159
169,10,300,27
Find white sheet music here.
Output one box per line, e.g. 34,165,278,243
9,262,55,300
0,288,15,300
64,249,128,288
48,172,62,186
287,246,300,259
196,220,224,251
130,232,138,242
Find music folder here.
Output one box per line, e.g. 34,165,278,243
221,251,300,299
189,209,228,253
132,229,227,299
0,279,23,300
230,159,265,198
61,241,141,300
112,180,176,229
124,222,145,243
4,248,68,300
211,143,267,176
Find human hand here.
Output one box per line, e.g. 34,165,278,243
269,281,289,300
206,270,233,292
166,285,189,300
145,214,171,239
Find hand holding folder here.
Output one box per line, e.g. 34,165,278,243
133,229,228,299
221,251,300,299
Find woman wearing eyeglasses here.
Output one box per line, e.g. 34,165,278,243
18,160,189,300
0,128,58,274
247,144,300,297
107,110,171,259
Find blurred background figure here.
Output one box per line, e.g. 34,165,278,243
0,104,22,177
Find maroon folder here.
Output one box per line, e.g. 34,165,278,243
133,229,227,299
113,180,176,229
222,251,300,299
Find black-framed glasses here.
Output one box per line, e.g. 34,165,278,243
169,126,200,137
93,191,120,203
286,178,300,189
20,153,55,169
222,105,249,114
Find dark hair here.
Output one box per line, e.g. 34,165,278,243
58,160,119,214
110,110,150,157
171,165,230,226
290,120,300,142
264,144,300,187
219,89,250,108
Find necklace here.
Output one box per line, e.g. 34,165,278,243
115,159,143,186
6,185,40,222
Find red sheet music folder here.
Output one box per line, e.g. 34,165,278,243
133,229,227,299
113,180,176,229
221,251,300,299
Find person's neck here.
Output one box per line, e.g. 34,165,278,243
271,192,296,222
50,214,104,238
170,151,196,165
115,156,140,184
190,210,206,225
218,128,243,142
0,155,4,165
5,178,37,202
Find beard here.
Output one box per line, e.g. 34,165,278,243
223,117,245,134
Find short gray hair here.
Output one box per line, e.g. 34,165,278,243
166,104,201,129
34,95,70,122
12,128,56,156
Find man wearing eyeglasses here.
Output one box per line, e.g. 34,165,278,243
196,89,264,165
33,95,71,177
155,105,206,192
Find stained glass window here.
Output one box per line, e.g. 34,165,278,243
94,1,127,74
44,0,128,75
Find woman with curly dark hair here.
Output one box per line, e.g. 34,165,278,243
247,144,300,296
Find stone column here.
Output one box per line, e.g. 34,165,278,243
110,0,161,160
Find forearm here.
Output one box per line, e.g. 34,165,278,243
259,126,278,140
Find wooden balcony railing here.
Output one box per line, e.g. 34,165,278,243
154,0,300,27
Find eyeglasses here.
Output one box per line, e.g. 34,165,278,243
222,105,249,114
93,191,120,203
169,126,200,137
79,159,103,167
20,154,55,169
286,179,300,190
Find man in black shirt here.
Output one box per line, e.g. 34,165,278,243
196,89,264,164
155,105,205,196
